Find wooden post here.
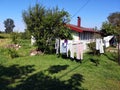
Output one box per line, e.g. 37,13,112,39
58,38,60,57
118,35,120,65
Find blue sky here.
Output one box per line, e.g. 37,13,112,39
0,0,119,32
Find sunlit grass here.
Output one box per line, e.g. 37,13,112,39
0,52,120,90
0,33,120,90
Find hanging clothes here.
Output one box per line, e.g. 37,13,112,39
55,39,59,54
96,39,100,50
96,39,104,54
69,41,84,60
103,35,113,48
99,39,104,53
56,39,84,60
67,43,72,57
70,43,75,58
31,35,36,45
60,40,68,54
76,43,83,60
80,43,83,60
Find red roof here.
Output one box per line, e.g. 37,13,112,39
66,24,98,33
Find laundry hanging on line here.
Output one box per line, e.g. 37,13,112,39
96,39,104,53
55,39,84,60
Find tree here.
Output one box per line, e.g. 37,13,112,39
101,12,120,36
101,21,116,36
108,12,120,27
101,12,120,65
22,4,72,53
4,18,15,33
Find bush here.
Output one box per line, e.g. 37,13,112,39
11,32,19,44
87,42,95,51
87,42,100,55
0,48,19,59
8,48,19,59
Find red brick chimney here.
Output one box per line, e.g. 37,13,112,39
77,16,81,27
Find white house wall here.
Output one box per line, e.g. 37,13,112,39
72,31,80,41
71,31,95,51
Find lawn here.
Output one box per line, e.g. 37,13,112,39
0,34,120,90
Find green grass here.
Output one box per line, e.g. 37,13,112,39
0,53,120,90
0,33,11,39
0,34,120,90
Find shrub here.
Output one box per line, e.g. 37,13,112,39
0,47,19,59
8,48,19,59
87,42,95,51
87,42,100,55
11,32,19,44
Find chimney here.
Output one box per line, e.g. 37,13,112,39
77,16,81,27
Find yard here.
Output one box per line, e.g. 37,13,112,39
0,34,120,90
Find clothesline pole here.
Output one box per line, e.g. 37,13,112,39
58,38,60,57
118,35,120,65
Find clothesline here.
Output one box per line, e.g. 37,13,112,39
55,39,84,60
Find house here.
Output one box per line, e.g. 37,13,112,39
66,17,100,50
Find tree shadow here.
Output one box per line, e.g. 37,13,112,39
104,52,118,62
0,64,87,90
0,64,35,90
14,71,86,90
47,65,69,74
87,51,100,56
90,58,100,66
67,74,85,90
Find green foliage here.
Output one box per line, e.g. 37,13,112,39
7,48,19,59
101,12,120,36
87,42,95,51
101,21,118,36
0,48,19,59
0,33,11,39
22,4,72,53
108,12,120,27
20,29,31,39
87,42,101,55
4,18,15,33
87,42,99,55
101,12,120,65
11,32,19,44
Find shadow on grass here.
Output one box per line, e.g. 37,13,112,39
0,64,87,90
60,54,82,63
104,52,118,62
0,64,35,90
14,72,86,90
87,51,101,56
47,65,69,74
90,58,100,66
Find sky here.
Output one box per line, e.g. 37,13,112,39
0,0,119,32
